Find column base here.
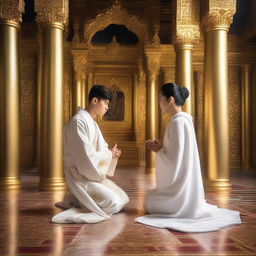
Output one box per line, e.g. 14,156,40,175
39,177,66,191
204,179,232,192
0,177,20,190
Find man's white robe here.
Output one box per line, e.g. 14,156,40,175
135,112,241,232
52,108,129,224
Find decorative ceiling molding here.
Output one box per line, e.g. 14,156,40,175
83,1,149,46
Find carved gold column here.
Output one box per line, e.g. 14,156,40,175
35,0,68,191
172,0,200,116
72,54,87,114
0,1,24,189
241,64,252,168
202,1,236,191
145,50,160,173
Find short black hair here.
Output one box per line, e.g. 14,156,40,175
88,85,113,103
160,83,189,106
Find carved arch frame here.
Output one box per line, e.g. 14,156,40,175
83,3,149,46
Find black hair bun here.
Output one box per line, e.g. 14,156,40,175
180,87,189,100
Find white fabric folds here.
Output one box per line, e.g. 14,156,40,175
135,112,241,233
52,108,129,224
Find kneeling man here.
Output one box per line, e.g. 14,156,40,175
52,85,129,224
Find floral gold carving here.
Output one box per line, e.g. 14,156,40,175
83,1,149,45
174,25,200,45
0,0,24,24
202,9,236,31
172,0,200,45
228,67,241,168
145,52,161,81
35,0,68,27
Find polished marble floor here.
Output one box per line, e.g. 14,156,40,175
0,167,256,256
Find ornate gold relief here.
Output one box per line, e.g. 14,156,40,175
172,0,200,45
0,0,24,25
35,0,68,28
137,59,146,87
175,25,200,45
145,51,161,81
73,55,87,72
201,0,236,31
194,69,204,166
202,9,236,31
20,55,37,168
83,1,149,45
228,67,241,168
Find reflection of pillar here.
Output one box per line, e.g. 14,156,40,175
202,4,236,191
145,50,160,173
8,191,18,255
241,65,252,168
35,0,68,191
175,44,194,116
0,1,24,189
72,54,87,114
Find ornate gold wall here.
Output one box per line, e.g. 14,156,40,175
20,41,38,168
19,36,255,170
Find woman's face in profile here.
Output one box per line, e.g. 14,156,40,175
159,92,169,113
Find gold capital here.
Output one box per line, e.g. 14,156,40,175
0,0,24,26
35,0,68,28
202,9,236,32
202,0,236,32
145,51,161,81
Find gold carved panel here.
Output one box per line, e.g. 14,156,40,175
228,67,241,168
20,54,37,168
63,67,72,124
194,69,204,167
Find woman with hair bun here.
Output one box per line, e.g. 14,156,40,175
135,83,241,232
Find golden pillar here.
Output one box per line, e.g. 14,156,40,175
172,0,200,116
72,54,87,114
175,44,194,115
202,3,236,191
145,50,160,173
35,0,68,191
0,1,24,189
241,64,252,168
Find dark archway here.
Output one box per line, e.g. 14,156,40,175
91,24,139,45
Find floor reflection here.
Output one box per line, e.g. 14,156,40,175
64,214,127,256
0,169,255,255
8,190,18,256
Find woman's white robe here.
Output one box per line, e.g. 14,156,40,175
135,112,241,232
52,108,129,224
